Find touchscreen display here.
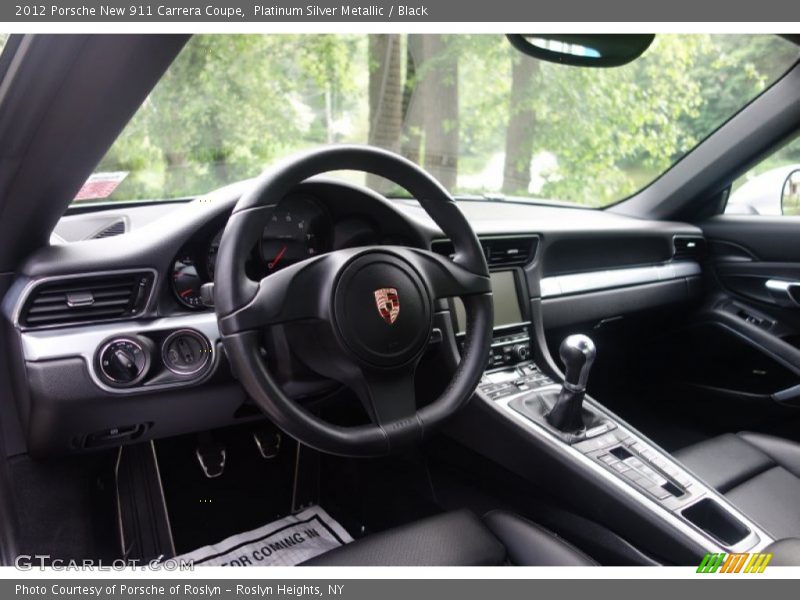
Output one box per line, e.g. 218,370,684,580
454,271,522,333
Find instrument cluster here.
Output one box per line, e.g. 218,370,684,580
170,193,393,310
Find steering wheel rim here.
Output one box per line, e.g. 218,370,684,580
214,145,493,457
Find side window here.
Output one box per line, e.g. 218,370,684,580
726,135,800,215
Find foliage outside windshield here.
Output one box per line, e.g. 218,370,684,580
83,34,798,207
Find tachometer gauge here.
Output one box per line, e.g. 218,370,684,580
261,196,330,273
172,255,204,308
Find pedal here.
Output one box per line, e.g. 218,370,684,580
195,443,226,479
253,430,281,459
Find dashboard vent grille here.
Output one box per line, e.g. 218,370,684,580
432,236,539,268
92,220,126,239
483,237,539,267
673,236,706,260
20,272,154,328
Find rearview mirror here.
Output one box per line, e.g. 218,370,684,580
782,169,800,215
506,34,655,68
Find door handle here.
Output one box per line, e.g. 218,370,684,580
765,279,800,307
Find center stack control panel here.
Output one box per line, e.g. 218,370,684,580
487,327,533,368
459,323,556,400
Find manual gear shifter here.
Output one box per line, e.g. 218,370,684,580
546,334,596,432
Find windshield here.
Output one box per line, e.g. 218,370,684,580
79,34,799,208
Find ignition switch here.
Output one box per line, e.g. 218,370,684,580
161,329,212,376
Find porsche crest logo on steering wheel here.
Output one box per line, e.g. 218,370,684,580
373,287,400,325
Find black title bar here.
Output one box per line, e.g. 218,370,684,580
3,0,800,22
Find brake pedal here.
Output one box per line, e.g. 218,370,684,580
195,443,226,479
253,430,281,459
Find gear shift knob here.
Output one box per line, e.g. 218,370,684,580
560,334,596,393
546,334,596,433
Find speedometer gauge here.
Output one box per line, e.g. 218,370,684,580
261,196,330,273
172,255,204,308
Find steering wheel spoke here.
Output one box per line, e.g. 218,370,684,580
218,254,335,335
391,247,492,300
356,365,419,426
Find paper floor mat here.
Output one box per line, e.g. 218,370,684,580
176,505,353,566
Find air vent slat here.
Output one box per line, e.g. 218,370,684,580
81,288,132,300
31,287,131,302
27,298,131,315
25,308,131,325
27,295,67,305
20,272,153,329
40,280,136,294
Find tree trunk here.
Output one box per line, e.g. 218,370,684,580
502,57,539,195
367,34,404,192
419,35,459,190
164,151,188,197
401,35,423,165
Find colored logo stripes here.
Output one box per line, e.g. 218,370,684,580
697,552,772,573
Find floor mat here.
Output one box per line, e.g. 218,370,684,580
176,506,352,566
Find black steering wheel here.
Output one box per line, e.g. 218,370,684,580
214,146,493,457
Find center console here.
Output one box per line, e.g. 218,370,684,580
493,383,770,554
454,267,773,557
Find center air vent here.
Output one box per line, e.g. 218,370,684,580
673,235,706,260
482,237,539,266
432,236,539,268
19,272,154,329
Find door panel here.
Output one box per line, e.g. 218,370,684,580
695,215,800,406
714,262,800,308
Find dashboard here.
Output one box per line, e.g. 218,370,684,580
1,177,704,456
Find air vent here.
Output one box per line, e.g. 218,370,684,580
673,236,706,260
482,237,539,266
91,220,126,239
432,236,539,268
20,272,154,329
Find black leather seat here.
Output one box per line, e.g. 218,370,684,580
302,509,595,566
675,432,800,539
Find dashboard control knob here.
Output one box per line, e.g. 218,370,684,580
162,329,212,376
97,337,151,387
513,343,531,361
